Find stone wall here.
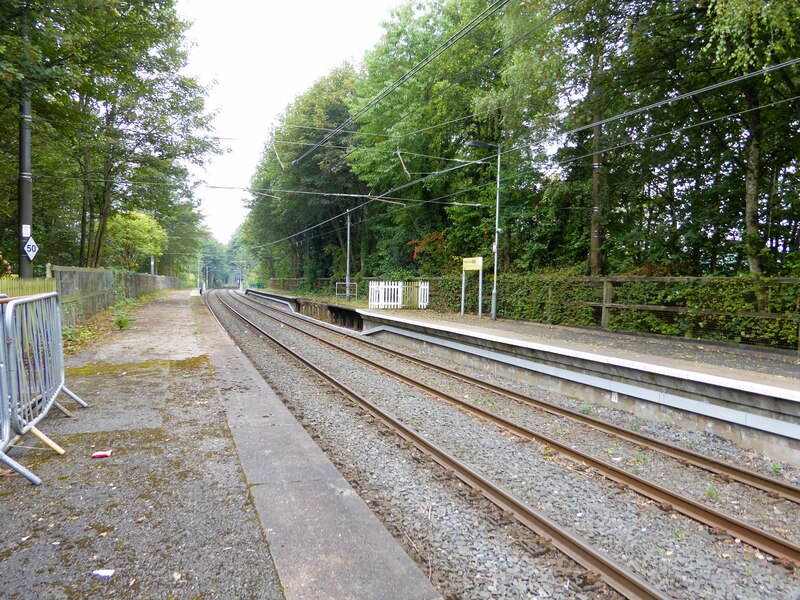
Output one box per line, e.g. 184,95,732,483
52,266,179,327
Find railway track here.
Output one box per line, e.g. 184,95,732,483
228,289,800,566
244,289,800,504
207,289,668,600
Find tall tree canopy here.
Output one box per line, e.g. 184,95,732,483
0,0,219,277
242,0,800,282
105,211,168,272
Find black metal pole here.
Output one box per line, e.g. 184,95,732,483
18,94,32,278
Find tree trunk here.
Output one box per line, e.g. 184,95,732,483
589,50,606,276
333,208,347,249
743,85,763,275
360,204,369,276
79,144,91,267
264,251,275,279
89,177,113,267
290,240,301,277
87,205,95,266
765,164,778,251
88,107,117,268
77,93,91,267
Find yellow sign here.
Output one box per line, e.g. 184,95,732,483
462,256,483,271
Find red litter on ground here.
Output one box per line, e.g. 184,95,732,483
91,450,112,459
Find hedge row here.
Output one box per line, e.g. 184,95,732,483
430,274,800,350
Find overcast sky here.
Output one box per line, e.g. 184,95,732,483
176,0,402,244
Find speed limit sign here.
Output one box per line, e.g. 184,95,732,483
23,236,38,261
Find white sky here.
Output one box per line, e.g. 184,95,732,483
176,0,402,244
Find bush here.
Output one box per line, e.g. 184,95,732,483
431,272,800,349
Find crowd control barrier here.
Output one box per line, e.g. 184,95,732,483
0,292,86,484
0,323,41,484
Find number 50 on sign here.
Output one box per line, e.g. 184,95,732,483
24,237,39,261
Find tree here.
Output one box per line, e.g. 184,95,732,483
246,64,366,282
237,0,800,281
0,0,218,273
105,212,168,271
705,0,800,274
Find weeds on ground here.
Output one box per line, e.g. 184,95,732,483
63,325,96,352
62,291,165,354
705,484,720,502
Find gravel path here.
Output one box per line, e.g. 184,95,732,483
218,291,800,599
0,292,283,600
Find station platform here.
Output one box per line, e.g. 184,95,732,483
0,290,439,600
244,288,800,461
359,309,800,389
352,307,800,463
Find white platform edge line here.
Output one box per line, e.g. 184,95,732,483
361,324,800,441
357,310,800,403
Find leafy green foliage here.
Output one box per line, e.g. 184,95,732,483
0,0,218,276
430,272,798,348
229,0,800,346
105,212,168,271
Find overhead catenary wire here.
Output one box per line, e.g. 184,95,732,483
360,0,583,146
247,153,498,249
251,64,798,250
30,65,798,222
273,138,473,164
255,0,580,176
563,56,800,138
28,54,798,257
28,173,416,205
289,0,511,168
387,92,800,211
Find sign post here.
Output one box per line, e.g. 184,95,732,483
461,257,484,317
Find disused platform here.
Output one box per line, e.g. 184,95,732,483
245,289,800,464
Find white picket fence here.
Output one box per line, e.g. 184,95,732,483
368,280,429,309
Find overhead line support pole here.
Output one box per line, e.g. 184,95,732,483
491,144,500,320
346,210,351,301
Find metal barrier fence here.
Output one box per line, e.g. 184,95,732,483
0,293,86,485
0,293,33,483
335,282,358,303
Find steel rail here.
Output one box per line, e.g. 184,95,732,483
244,288,800,504
210,290,671,600
232,290,800,565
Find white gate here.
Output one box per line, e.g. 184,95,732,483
368,281,429,309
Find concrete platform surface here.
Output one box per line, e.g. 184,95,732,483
361,309,800,393
0,290,439,600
